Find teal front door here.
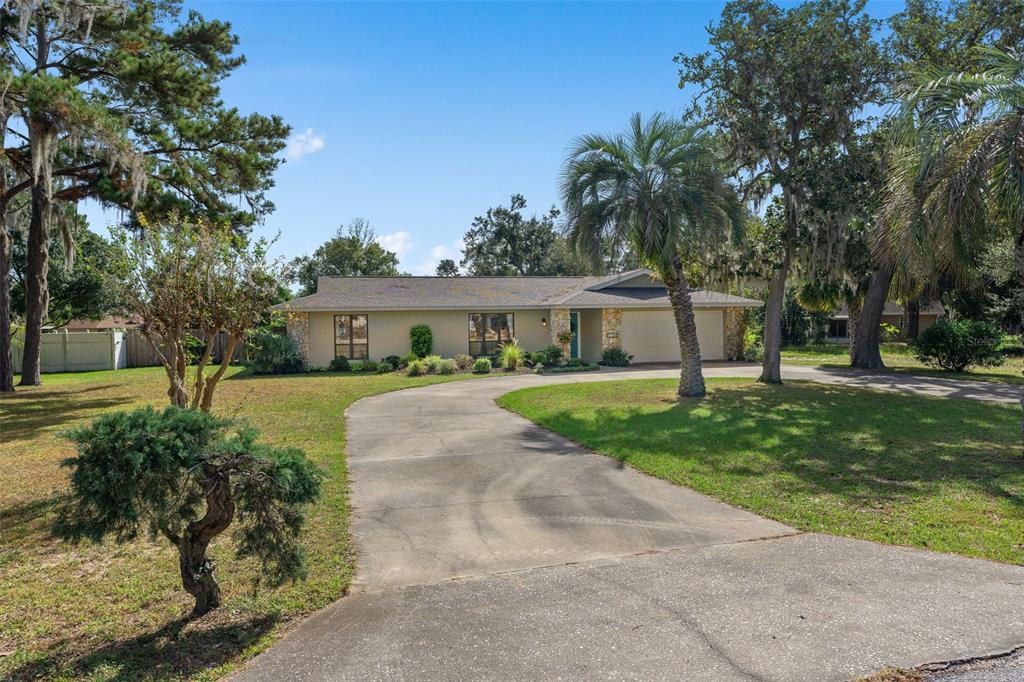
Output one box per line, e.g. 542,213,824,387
569,311,580,359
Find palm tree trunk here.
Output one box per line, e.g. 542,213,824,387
851,265,893,369
19,182,49,386
759,246,792,384
664,256,705,398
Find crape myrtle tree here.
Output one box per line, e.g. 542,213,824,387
56,405,322,616
676,0,888,383
114,215,282,411
0,0,288,391
561,113,743,398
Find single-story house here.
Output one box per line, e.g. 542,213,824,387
273,268,762,367
825,301,945,342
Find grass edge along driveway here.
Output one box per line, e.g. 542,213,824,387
498,377,1024,565
0,367,481,682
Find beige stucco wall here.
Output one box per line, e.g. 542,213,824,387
306,309,552,368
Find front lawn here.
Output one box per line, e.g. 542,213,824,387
0,367,476,681
498,378,1024,564
781,343,1024,385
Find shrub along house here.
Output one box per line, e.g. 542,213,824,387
274,268,762,367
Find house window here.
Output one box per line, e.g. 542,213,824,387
335,314,368,359
828,319,848,338
468,313,514,356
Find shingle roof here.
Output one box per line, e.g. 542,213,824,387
273,273,763,311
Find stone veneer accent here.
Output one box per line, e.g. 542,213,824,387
601,308,623,351
549,307,571,356
286,311,310,362
723,307,746,361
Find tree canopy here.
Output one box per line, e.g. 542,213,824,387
288,219,401,296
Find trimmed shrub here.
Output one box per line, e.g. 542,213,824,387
600,346,631,367
453,353,475,370
497,340,524,371
382,355,402,370
528,351,547,367
541,344,563,367
438,358,458,375
473,358,492,374
247,331,306,375
410,325,433,358
362,359,379,372
913,319,1004,372
399,352,418,368
406,360,427,376
329,356,351,372
545,362,600,374
376,361,392,373
567,357,582,367
423,354,443,373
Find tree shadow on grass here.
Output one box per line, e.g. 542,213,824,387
6,612,279,682
0,385,134,442
532,382,1024,515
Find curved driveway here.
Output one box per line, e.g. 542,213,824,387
235,365,1024,681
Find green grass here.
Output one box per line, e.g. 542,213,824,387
499,378,1024,565
781,343,1024,385
0,366,478,681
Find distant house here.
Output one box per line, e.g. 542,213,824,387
825,301,945,342
273,268,762,367
50,316,141,332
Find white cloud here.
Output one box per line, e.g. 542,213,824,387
377,231,415,261
285,128,325,161
408,240,464,275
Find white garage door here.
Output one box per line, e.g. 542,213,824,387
620,309,724,362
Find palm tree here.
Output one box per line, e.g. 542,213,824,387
561,113,742,398
882,47,1024,310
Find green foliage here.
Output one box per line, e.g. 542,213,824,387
435,259,459,276
247,332,306,375
10,225,123,328
540,344,564,367
399,352,419,368
600,346,631,367
54,406,322,602
453,353,475,370
528,351,548,367
406,360,426,376
497,340,524,370
329,356,351,372
460,194,565,275
472,358,492,374
288,219,400,296
410,325,433,358
362,359,379,372
913,320,1005,372
437,358,458,375
422,354,443,373
381,355,402,371
543,362,600,374
880,323,900,343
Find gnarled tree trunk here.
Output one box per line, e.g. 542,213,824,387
851,265,893,369
664,255,705,398
760,246,792,384
19,182,49,386
179,466,235,617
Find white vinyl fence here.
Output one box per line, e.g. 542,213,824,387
12,330,127,374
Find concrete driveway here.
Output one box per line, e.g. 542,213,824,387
234,366,1024,681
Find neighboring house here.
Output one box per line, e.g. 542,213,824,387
825,301,945,342
50,316,141,332
273,268,762,367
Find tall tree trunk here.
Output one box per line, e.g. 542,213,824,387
0,220,12,393
18,182,49,386
906,299,920,340
847,297,861,362
851,265,893,369
759,246,792,384
179,467,235,617
664,256,705,398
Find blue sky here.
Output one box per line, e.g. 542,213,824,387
86,0,904,275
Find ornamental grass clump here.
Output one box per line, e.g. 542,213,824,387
497,340,524,371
